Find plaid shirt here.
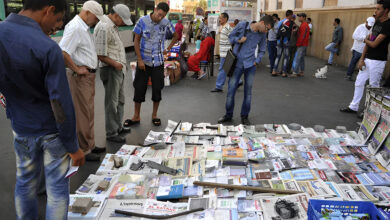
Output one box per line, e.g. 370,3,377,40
133,14,175,67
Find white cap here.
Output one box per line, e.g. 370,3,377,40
113,4,133,26
82,1,104,21
367,17,375,27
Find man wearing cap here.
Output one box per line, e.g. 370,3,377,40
94,4,132,143
345,17,375,81
59,0,104,161
123,2,178,127
291,13,310,77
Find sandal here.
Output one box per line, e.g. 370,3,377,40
123,119,140,128
152,118,161,126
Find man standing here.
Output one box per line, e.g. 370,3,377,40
307,17,313,35
124,2,178,127
267,14,279,73
325,18,343,65
341,0,390,114
286,14,298,75
218,15,275,125
0,0,85,219
59,0,104,161
94,4,132,143
272,10,294,77
345,17,375,81
211,12,232,92
175,19,184,42
291,13,310,77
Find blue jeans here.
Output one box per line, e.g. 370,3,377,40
226,65,256,118
273,41,290,73
215,57,227,90
346,50,362,76
14,133,70,220
292,46,307,73
325,42,339,64
267,40,277,71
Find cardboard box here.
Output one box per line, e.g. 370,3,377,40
165,61,181,84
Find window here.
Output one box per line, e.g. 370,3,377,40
324,0,338,7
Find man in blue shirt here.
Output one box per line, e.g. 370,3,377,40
124,2,178,127
0,0,85,219
218,15,275,125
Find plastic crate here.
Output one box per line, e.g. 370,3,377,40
308,199,389,220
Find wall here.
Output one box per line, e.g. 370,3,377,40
269,0,278,11
268,7,390,78
338,0,375,7
282,0,295,10
302,0,323,9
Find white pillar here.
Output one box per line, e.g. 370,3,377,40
256,0,262,21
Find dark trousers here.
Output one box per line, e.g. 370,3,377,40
346,50,362,77
287,46,297,73
267,40,277,71
133,64,164,103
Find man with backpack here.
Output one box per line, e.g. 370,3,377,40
272,10,294,77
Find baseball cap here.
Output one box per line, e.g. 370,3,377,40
297,13,307,18
113,4,133,26
82,1,104,21
367,17,375,27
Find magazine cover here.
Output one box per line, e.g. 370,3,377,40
368,98,390,154
260,193,309,220
358,97,382,143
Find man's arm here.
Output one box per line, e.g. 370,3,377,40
229,22,244,44
352,25,365,41
46,46,85,166
336,28,343,48
256,34,267,64
98,56,123,71
94,25,123,71
358,44,368,70
134,33,145,71
166,32,179,53
364,34,387,48
62,52,89,75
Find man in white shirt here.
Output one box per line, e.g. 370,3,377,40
346,17,375,81
59,0,103,161
94,4,132,144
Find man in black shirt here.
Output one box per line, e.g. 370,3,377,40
341,0,390,113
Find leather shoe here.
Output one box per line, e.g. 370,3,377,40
91,146,106,154
218,115,232,124
85,153,100,161
106,135,126,143
340,107,357,113
210,88,223,93
241,117,251,125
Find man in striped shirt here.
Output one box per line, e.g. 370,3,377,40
211,13,233,92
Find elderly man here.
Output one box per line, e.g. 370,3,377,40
345,17,375,81
59,0,104,161
124,2,178,128
94,4,132,144
0,0,85,218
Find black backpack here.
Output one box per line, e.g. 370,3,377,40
277,19,294,41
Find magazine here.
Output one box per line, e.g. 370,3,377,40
260,193,309,220
358,97,382,143
98,199,145,220
368,98,390,154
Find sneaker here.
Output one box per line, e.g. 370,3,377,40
241,117,251,125
106,135,126,143
210,88,223,93
197,73,207,80
340,107,357,113
218,115,232,124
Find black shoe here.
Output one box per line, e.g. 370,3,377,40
218,115,232,124
118,127,131,135
85,153,100,161
191,73,199,78
241,117,251,125
340,107,357,113
106,135,126,143
211,88,223,93
91,146,106,154
238,81,244,88
325,63,332,66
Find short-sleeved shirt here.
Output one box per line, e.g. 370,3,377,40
366,19,390,61
59,15,98,69
94,15,127,73
199,22,209,38
133,14,175,67
219,23,233,57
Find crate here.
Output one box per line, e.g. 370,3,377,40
308,199,389,220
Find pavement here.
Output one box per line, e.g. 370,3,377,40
0,45,363,219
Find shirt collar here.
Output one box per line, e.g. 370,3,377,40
103,15,116,27
75,15,89,31
148,13,158,25
6,13,43,32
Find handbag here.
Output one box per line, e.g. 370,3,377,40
223,22,249,77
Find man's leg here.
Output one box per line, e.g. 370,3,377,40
118,73,125,129
225,66,244,117
299,46,307,74
346,50,362,77
273,44,283,73
368,59,387,88
151,65,165,120
240,65,256,117
325,43,336,64
14,135,41,220
215,57,226,90
292,47,301,74
348,59,371,111
282,43,290,74
287,46,297,73
100,67,122,137
131,66,150,121
42,134,70,220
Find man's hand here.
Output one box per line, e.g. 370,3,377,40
69,148,85,166
334,44,339,49
76,66,90,75
163,49,169,55
358,59,366,71
238,37,247,43
114,62,123,71
138,60,146,71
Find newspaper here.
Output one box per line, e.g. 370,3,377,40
260,193,309,220
165,157,193,177
368,98,390,154
76,174,118,196
376,137,390,167
68,194,107,220
98,199,145,220
358,97,382,143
